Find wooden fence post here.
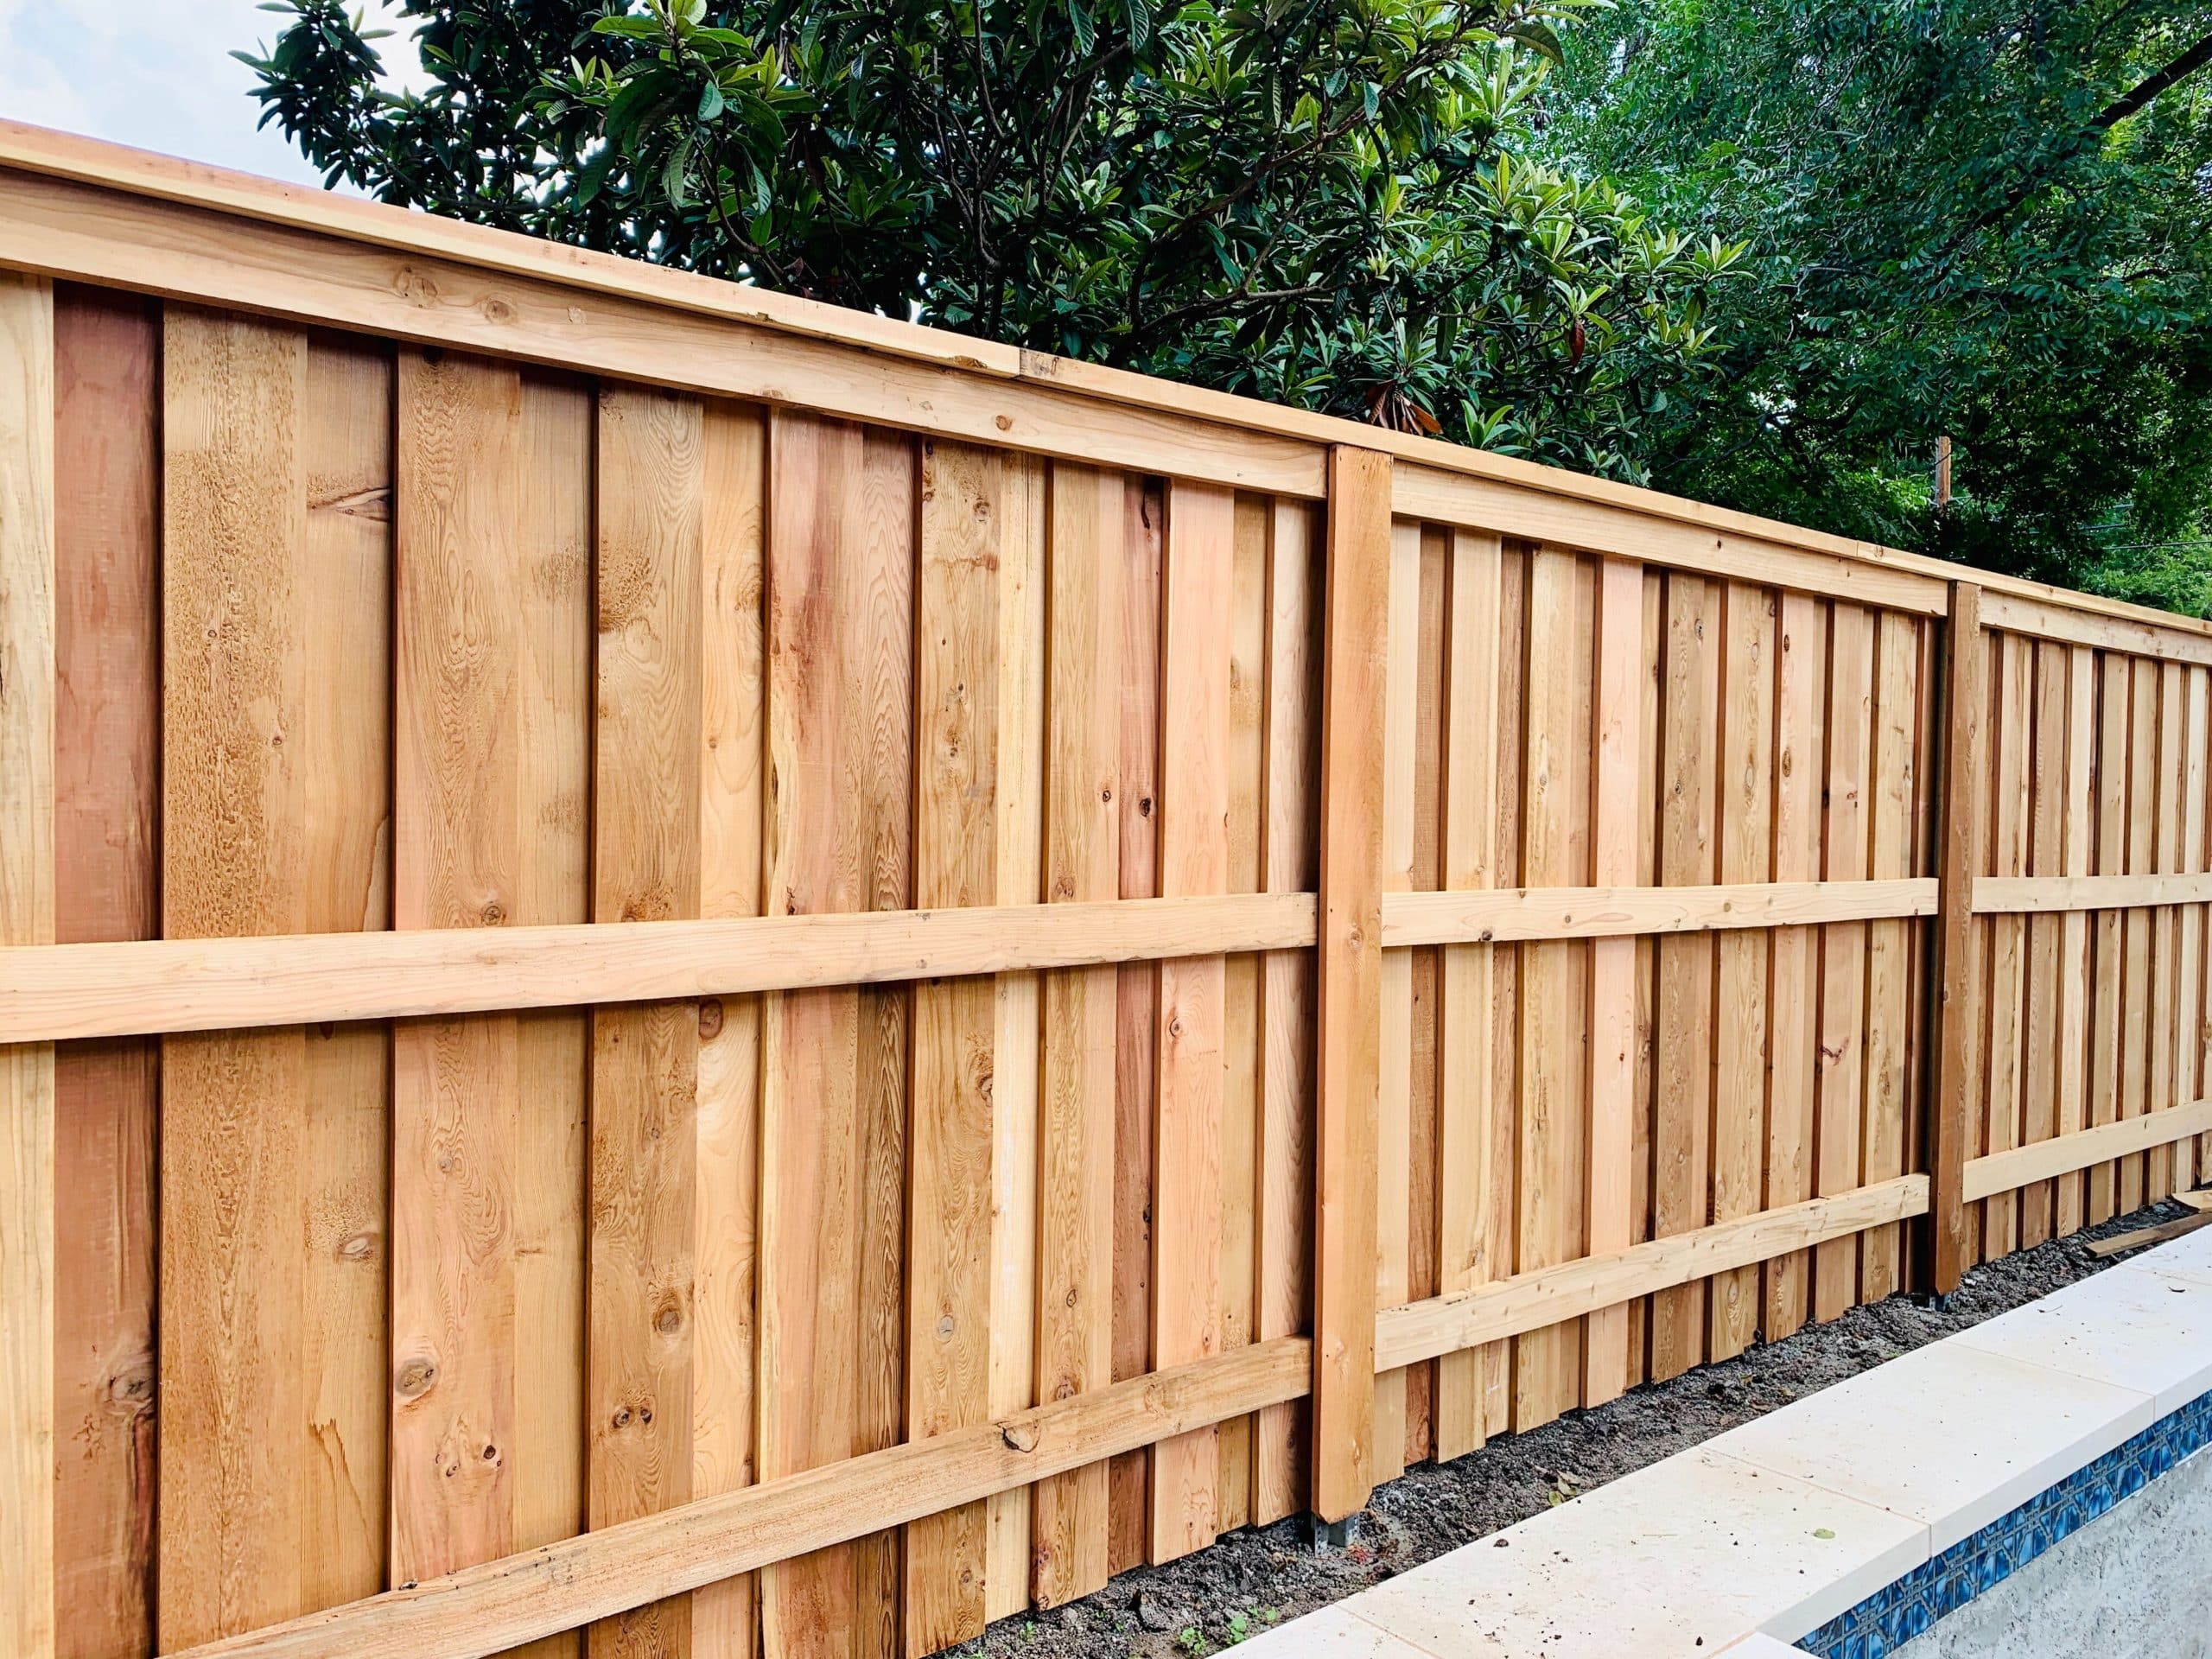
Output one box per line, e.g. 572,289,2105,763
1929,580,1985,1296
1311,446,1390,1524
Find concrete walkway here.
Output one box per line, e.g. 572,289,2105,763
1241,1225,2212,1656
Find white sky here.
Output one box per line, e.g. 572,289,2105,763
0,0,425,188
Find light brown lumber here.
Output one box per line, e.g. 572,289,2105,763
0,269,55,1659
390,350,585,1646
689,398,769,1657
1584,557,1643,1401
1929,583,1985,1294
1815,602,1875,1316
296,340,397,1617
1980,589,2212,668
50,283,159,1659
2018,642,2066,1249
984,458,1046,1618
2122,663,2158,1213
1709,583,1775,1360
2176,1189,2212,1213
2182,669,2210,1195
0,168,1321,499
2085,1211,2212,1257
158,314,390,1645
1311,448,1391,1523
1975,872,2212,913
0,892,1317,1045
904,437,1014,1653
1860,611,1918,1295
1651,572,1719,1382
1387,462,1946,617
1376,1178,1931,1373
1253,499,1319,1520
587,385,709,1659
2145,665,2178,1200
2055,647,2096,1236
756,415,913,1659
1148,478,1233,1561
1764,592,1824,1338
2087,655,2132,1224
1982,632,2030,1259
1217,492,1273,1515
1107,477,1163,1573
162,1339,1314,1659
1381,878,1936,946
1963,1096,2212,1202
17,120,2212,656
1371,521,1420,1481
1514,547,1591,1427
1033,461,1123,1607
1433,528,1503,1461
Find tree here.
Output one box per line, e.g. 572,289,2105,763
240,0,1743,480
1544,1,2212,603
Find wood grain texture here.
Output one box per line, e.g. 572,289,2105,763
0,269,55,1659
1108,476,1162,1570
1311,448,1389,1522
1583,557,1643,1402
2121,659,2156,1213
162,1340,1313,1659
1514,546,1588,1427
1372,522,1419,1481
2018,641,2067,1249
1253,499,1319,1518
1764,594,1824,1334
2151,662,2185,1202
1218,493,1271,1510
1859,612,1916,1294
1033,461,1123,1606
685,399,769,1658
1709,582,1774,1359
2087,653,2130,1224
1814,603,1873,1317
906,438,1006,1652
758,414,913,1659
1929,586,1985,1294
49,283,157,1659
159,313,391,1647
391,360,591,1659
986,457,1045,1621
1434,529,1502,1460
1651,574,1718,1379
1148,478,1232,1561
2055,647,2095,1235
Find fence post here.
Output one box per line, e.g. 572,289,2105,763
1929,580,1985,1296
1311,445,1391,1524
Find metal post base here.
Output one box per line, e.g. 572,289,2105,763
1299,1513,1356,1551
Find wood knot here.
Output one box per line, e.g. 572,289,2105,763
395,1357,438,1401
1000,1421,1040,1453
698,999,725,1040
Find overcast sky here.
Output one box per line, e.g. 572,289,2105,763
0,0,423,187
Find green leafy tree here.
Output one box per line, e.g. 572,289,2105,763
1545,1,2212,601
240,0,1743,479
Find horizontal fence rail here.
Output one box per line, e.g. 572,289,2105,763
9,118,2212,1659
0,895,1319,1042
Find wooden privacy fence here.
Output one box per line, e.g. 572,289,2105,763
2,121,2211,1659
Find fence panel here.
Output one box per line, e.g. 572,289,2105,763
7,121,2212,1659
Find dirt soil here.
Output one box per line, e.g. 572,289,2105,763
969,1198,2198,1659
